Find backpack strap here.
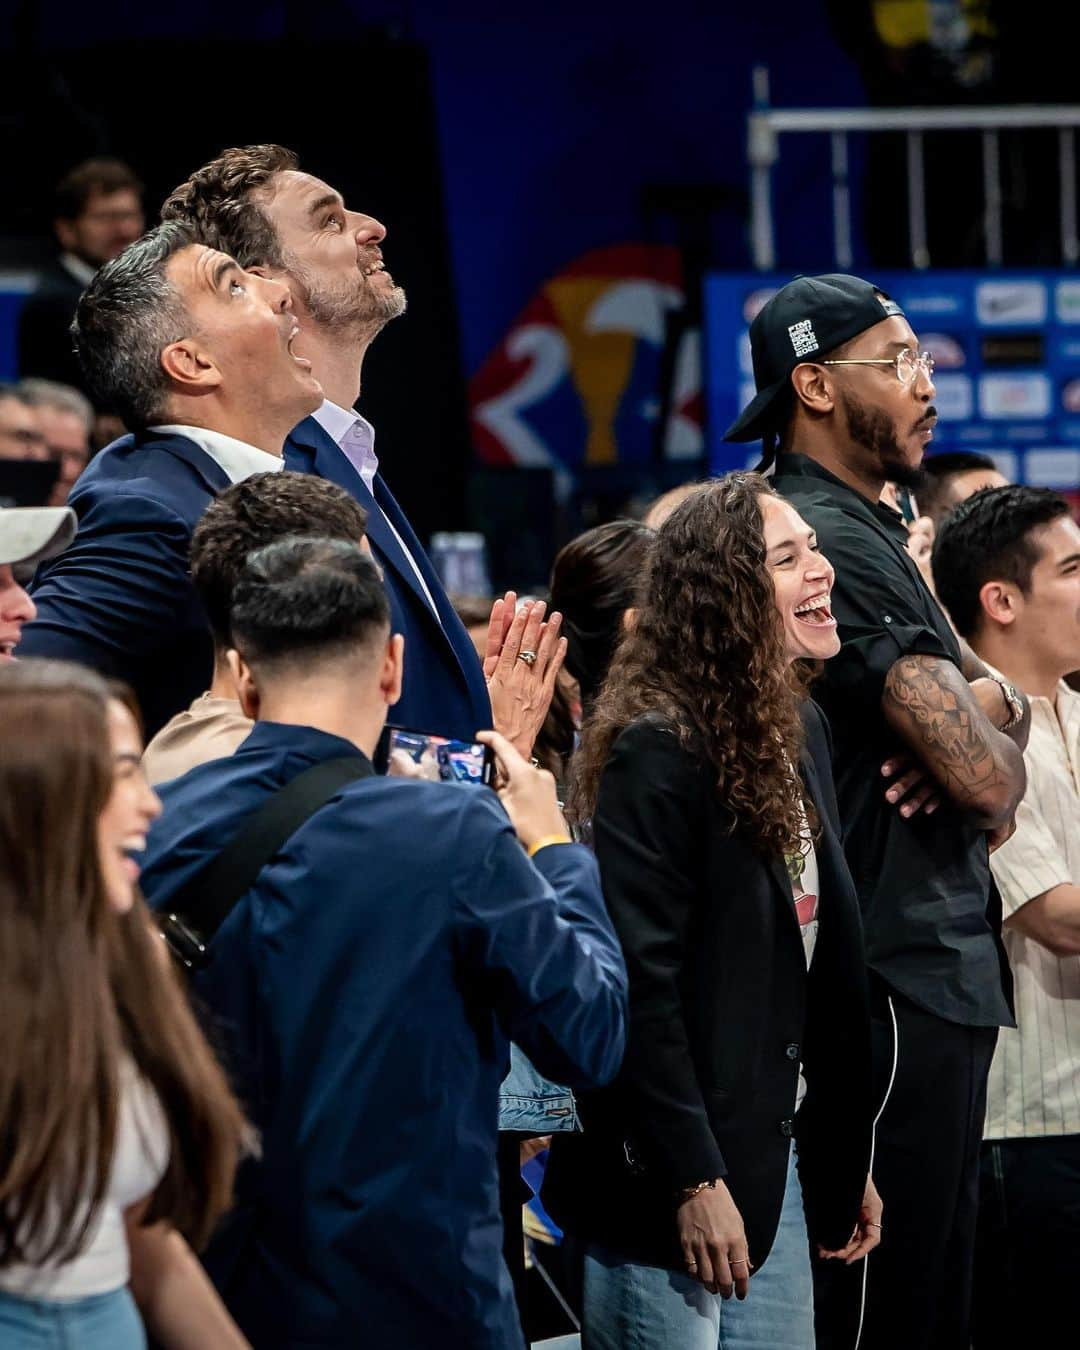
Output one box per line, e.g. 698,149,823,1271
157,754,373,970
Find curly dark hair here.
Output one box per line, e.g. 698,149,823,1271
161,144,298,270
571,471,813,858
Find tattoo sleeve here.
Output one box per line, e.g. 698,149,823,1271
882,654,1025,825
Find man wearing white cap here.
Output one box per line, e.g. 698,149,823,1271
0,507,75,661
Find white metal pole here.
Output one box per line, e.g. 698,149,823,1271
1060,127,1078,265
982,128,1003,266
749,66,776,271
906,130,930,269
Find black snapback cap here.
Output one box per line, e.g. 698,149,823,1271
723,273,905,443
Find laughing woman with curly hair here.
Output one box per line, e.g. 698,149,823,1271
543,473,880,1350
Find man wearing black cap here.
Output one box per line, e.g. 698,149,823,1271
726,275,1028,1349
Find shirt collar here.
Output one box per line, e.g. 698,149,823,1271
241,719,371,765
774,451,908,536
59,252,96,287
311,399,378,492
147,424,284,484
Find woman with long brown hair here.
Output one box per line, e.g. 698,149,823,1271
544,472,880,1348
0,660,249,1348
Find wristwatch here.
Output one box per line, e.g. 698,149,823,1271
990,674,1025,731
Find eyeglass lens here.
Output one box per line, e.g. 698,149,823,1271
897,350,934,382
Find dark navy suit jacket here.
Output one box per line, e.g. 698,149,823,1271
18,431,228,737
139,721,627,1350
284,415,491,743
20,419,492,741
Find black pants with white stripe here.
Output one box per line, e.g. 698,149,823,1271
814,981,998,1350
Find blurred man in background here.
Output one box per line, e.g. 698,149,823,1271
916,450,1008,526
17,158,145,395
19,379,92,504
933,485,1080,1350
0,385,46,464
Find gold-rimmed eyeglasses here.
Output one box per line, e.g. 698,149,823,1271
821,350,935,385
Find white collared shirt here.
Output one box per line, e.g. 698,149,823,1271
148,425,284,485
311,400,441,621
59,252,97,287
986,680,1080,1139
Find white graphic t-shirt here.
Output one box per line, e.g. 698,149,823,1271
787,807,820,1109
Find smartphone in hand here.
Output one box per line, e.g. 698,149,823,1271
376,725,495,786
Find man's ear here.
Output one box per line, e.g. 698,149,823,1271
381,633,405,708
979,579,1020,629
160,338,222,396
789,363,836,417
226,648,261,719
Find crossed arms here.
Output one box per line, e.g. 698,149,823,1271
882,649,1028,830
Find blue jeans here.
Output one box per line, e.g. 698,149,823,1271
0,1287,146,1349
583,1143,814,1350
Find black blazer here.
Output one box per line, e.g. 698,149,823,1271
544,701,872,1271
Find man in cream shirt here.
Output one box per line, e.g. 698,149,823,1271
18,219,322,735
933,483,1080,1350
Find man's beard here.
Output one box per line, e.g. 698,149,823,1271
287,255,407,335
838,387,930,489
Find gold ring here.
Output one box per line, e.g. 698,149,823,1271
517,649,538,666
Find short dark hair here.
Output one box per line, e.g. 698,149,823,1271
549,519,654,709
191,472,369,648
916,451,1000,521
161,145,298,270
229,536,389,673
54,158,143,221
71,220,195,428
932,484,1071,638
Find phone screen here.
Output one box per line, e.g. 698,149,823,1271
379,726,494,786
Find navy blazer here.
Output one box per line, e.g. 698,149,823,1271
138,721,627,1350
20,419,491,743
285,416,491,742
18,431,228,737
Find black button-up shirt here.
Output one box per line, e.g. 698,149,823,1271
773,452,1013,1028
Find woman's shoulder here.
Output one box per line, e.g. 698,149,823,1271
601,714,711,807
610,714,702,770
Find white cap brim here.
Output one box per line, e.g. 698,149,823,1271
0,506,77,568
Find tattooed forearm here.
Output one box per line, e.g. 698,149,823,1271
882,655,1025,826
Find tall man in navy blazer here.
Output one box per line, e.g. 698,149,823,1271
161,145,494,742
138,536,628,1349
17,219,325,735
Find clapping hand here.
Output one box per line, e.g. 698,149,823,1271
483,592,568,760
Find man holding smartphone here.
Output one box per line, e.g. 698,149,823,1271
138,535,628,1350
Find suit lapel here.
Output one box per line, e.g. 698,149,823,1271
284,417,489,714
285,417,436,619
